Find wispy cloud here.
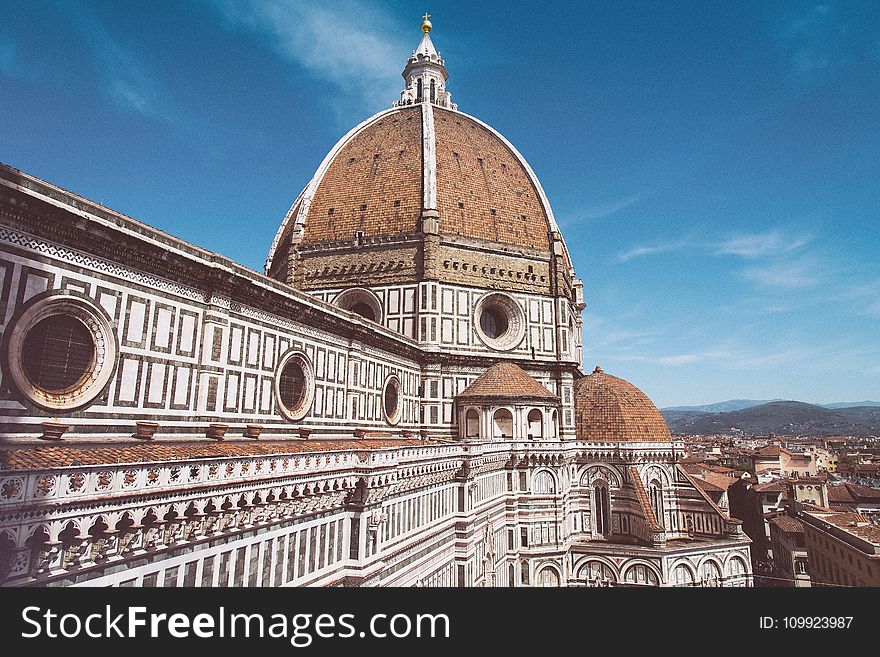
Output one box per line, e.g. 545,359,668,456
775,3,878,81
740,258,822,289
565,194,642,223
616,228,814,263
210,0,408,118
57,3,178,122
840,277,880,316
617,240,688,262
715,230,814,258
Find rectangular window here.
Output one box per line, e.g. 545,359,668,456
319,524,327,570
201,556,215,587
521,527,529,548
295,531,307,579
308,527,318,573
337,519,344,563
350,518,360,560
233,547,245,586
262,540,273,586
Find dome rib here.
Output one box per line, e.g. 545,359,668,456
573,367,672,442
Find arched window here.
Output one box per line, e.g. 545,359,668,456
701,560,722,587
594,483,611,536
416,78,423,102
533,471,556,494
727,557,747,577
672,564,695,587
537,567,560,587
579,561,616,586
520,561,530,586
465,409,480,439
492,409,513,440
648,479,664,528
508,563,515,587
527,409,543,439
551,409,558,438
623,564,659,586
430,78,436,102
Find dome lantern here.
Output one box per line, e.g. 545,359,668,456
395,14,456,109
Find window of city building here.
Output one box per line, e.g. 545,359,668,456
275,351,315,421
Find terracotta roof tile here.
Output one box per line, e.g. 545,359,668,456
768,515,805,534
457,362,556,400
628,466,663,532
0,439,431,471
692,472,737,492
573,367,671,442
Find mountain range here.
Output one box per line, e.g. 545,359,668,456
663,399,880,413
660,401,880,437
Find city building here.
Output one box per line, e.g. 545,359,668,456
800,510,880,587
750,444,817,481
767,513,810,587
0,17,752,588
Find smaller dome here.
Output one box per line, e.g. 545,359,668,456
573,367,671,442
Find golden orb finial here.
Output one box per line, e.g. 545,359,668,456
421,12,432,33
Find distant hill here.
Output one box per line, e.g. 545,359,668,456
662,401,880,436
663,399,783,413
822,401,880,409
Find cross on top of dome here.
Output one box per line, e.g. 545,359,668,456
395,15,456,110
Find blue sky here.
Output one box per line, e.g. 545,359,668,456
1,1,878,407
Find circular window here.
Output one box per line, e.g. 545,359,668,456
480,305,508,339
3,293,117,411
474,293,525,351
382,375,402,425
334,288,383,324
23,315,96,393
275,351,315,421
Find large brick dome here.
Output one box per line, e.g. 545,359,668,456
267,103,563,265
264,18,580,309
574,367,672,442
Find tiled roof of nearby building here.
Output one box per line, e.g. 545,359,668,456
810,512,880,545
691,472,737,493
457,362,556,400
573,367,672,443
753,481,785,493
768,515,805,534
827,485,857,503
754,445,781,457
0,439,432,470
828,483,880,508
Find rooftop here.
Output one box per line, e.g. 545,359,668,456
457,362,557,400
0,438,436,470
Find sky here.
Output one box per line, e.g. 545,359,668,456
1,0,879,407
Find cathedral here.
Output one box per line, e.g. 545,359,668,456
0,17,751,587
